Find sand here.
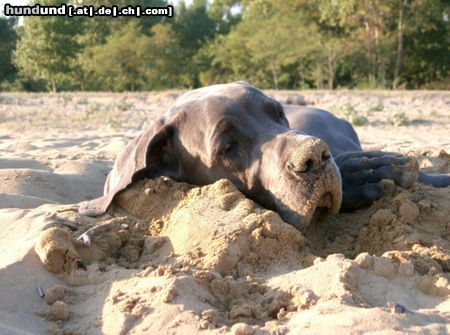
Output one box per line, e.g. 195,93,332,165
0,90,448,334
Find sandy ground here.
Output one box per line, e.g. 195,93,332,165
0,90,449,334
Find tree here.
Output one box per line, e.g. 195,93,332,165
4,0,449,91
201,0,325,88
171,0,217,87
400,0,449,88
14,0,80,92
77,0,169,44
0,17,18,86
143,23,184,89
208,0,242,33
392,0,409,88
84,21,151,91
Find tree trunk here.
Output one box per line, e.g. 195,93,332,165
327,44,340,90
50,78,56,93
393,0,408,89
315,65,323,89
298,63,305,89
380,59,386,88
364,19,375,86
374,24,381,86
271,62,279,89
373,0,384,87
327,54,335,90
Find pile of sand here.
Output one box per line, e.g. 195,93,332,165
25,174,448,334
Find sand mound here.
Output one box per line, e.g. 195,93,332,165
0,161,109,209
36,178,305,277
304,183,450,275
115,178,305,276
29,176,449,334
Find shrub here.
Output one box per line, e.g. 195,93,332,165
340,104,369,126
387,112,409,126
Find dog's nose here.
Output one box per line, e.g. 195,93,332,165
286,137,330,175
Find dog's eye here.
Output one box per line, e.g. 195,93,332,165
220,140,238,156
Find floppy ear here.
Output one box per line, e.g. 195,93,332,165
79,118,179,216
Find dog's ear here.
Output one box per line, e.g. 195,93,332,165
79,117,179,217
142,123,180,180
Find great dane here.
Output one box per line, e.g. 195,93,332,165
79,82,450,229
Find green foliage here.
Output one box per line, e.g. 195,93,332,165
142,23,186,89
365,101,384,116
0,95,16,105
59,94,73,107
82,21,152,91
200,0,325,88
339,104,369,126
77,97,89,105
0,17,18,86
400,0,449,88
171,0,217,87
85,102,101,118
4,0,449,91
208,0,242,33
13,1,81,92
388,112,409,126
114,99,134,112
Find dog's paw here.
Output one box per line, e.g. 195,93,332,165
335,151,419,210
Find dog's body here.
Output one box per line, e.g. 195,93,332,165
80,82,450,229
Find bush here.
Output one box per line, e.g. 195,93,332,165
85,103,101,118
387,112,409,126
365,101,384,116
340,104,369,126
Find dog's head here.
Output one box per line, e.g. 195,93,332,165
80,82,342,229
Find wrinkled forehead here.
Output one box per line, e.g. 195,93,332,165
170,83,284,145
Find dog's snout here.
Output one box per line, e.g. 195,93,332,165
286,137,330,175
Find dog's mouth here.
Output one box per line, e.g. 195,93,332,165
310,191,338,223
277,184,342,230
318,191,334,209
309,188,342,226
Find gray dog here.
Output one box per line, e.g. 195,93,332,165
80,82,450,229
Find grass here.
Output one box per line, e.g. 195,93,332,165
340,104,369,126
108,116,121,130
0,96,16,105
430,110,440,118
114,99,134,112
364,101,384,116
387,112,409,126
77,97,89,105
59,94,73,107
85,102,101,118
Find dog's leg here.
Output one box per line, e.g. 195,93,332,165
418,171,450,188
